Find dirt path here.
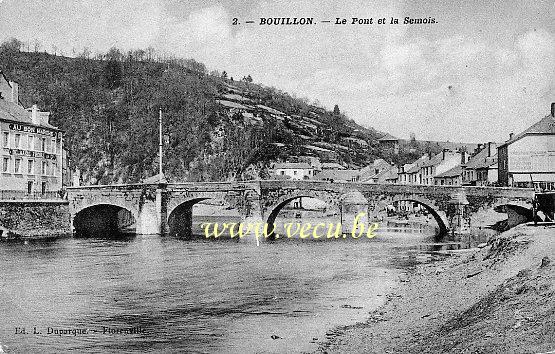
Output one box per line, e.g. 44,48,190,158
317,224,555,354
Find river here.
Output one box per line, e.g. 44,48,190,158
0,220,461,353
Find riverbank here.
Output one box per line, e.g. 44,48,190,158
318,224,555,353
0,200,70,240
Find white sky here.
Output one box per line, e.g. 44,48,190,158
1,0,554,142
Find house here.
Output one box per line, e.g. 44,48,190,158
378,133,399,154
273,162,314,180
1,71,64,196
383,168,399,184
397,155,429,185
419,150,464,185
405,161,423,185
497,103,555,190
434,165,464,186
359,159,393,183
463,142,498,186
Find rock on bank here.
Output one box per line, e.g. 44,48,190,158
319,224,555,353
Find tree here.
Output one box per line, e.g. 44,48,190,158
221,71,228,79
0,38,23,53
0,38,23,72
333,104,340,115
102,58,122,89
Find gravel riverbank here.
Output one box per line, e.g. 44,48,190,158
318,224,555,353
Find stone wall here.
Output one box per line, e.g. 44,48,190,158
0,201,70,238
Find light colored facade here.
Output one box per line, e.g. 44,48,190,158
498,104,555,190
0,71,63,196
397,155,428,185
434,165,463,186
419,150,463,185
273,162,314,180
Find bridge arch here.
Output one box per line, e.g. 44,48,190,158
370,194,449,235
487,200,536,228
73,203,138,237
167,197,242,238
264,189,341,224
263,189,365,239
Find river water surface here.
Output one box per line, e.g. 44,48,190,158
0,221,455,353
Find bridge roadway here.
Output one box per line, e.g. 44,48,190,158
67,180,535,238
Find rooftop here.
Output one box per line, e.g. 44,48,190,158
0,98,56,129
274,162,312,170
321,162,346,170
435,165,464,178
499,114,555,147
466,145,498,169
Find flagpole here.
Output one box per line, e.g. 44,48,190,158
159,108,163,182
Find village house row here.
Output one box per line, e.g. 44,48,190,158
273,103,555,192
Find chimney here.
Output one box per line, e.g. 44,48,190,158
41,112,51,125
442,148,449,160
31,104,40,125
460,151,468,164
9,81,18,104
509,132,514,140
551,102,555,117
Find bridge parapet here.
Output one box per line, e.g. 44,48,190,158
67,181,536,237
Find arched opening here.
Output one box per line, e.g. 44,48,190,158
376,199,448,237
492,203,538,231
167,198,242,239
73,204,136,238
266,196,340,239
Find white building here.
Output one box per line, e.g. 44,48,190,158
0,71,64,197
273,162,314,180
498,104,555,190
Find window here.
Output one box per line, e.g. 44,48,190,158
14,159,21,174
2,132,9,147
42,161,47,175
41,138,46,152
41,182,47,194
27,181,33,194
15,134,21,148
27,160,34,174
2,157,9,172
28,135,35,150
52,162,57,176
51,139,56,154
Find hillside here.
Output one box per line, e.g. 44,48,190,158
0,39,438,184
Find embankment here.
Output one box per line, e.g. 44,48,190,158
318,224,555,353
0,200,70,239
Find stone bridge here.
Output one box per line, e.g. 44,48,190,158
66,180,535,238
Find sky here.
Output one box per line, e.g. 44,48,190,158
1,0,554,142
